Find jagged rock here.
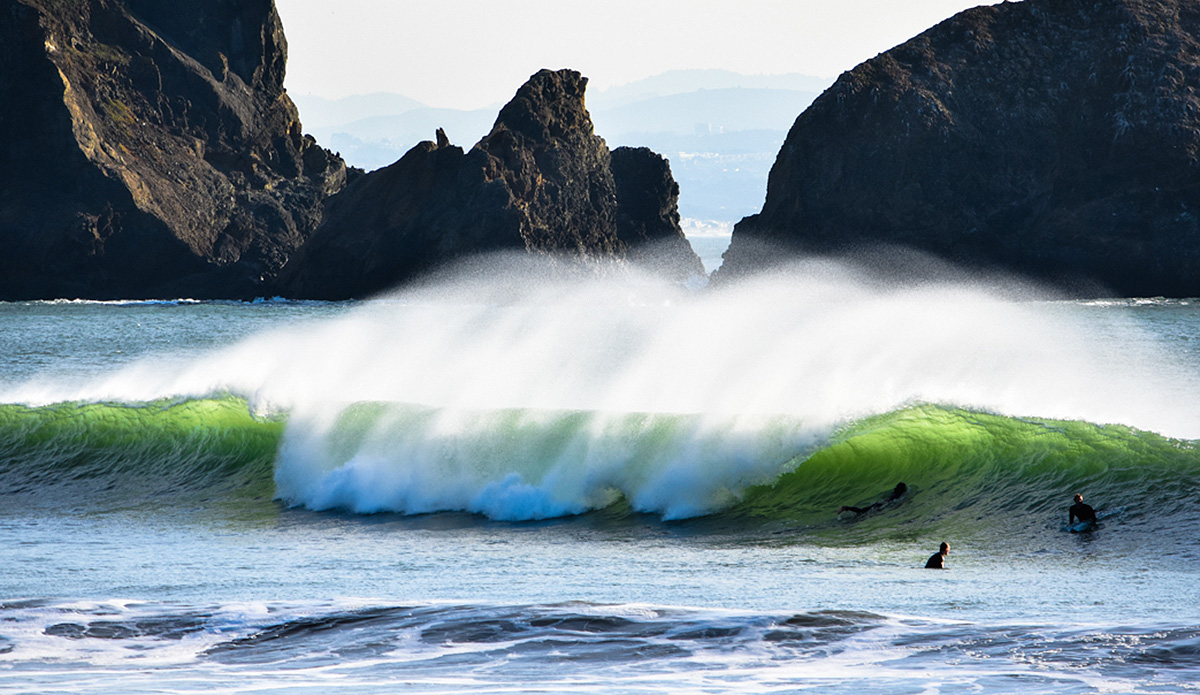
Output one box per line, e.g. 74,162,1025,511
0,0,349,300
610,146,701,279
278,69,703,299
717,0,1200,297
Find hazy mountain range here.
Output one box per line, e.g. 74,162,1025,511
291,70,832,226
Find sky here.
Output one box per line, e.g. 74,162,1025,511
275,0,994,110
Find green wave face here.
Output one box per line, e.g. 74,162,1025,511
737,405,1200,539
3,396,1198,540
0,397,283,510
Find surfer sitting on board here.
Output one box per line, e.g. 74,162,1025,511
1069,493,1097,525
925,542,949,569
839,482,907,515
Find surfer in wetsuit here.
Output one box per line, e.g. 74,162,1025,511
925,542,949,569
1069,493,1097,524
839,482,907,515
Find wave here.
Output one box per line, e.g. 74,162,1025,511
273,401,816,520
0,397,281,508
3,260,1199,531
274,400,1200,534
3,395,1197,538
736,404,1200,536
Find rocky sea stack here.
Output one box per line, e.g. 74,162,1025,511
718,0,1200,297
0,0,349,300
279,69,703,299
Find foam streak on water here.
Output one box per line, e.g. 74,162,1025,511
2,599,1198,695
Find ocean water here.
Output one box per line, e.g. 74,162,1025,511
680,221,733,273
2,255,1199,694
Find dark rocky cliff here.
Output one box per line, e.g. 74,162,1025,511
717,0,1200,297
278,69,703,299
0,0,349,300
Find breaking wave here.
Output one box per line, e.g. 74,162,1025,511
2,256,1198,529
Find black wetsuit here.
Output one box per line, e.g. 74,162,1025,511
841,502,882,514
924,552,946,569
1069,502,1097,524
841,484,908,515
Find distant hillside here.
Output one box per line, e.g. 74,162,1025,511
302,108,496,171
589,88,819,138
590,88,821,225
586,69,832,110
291,92,427,128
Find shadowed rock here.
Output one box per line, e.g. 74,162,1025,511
278,69,703,299
0,0,349,300
717,0,1200,297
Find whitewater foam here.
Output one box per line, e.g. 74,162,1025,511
273,405,814,519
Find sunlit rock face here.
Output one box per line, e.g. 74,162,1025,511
718,0,1200,298
0,0,349,300
278,69,704,300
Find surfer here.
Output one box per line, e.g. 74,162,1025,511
839,482,907,515
924,542,949,569
1069,493,1097,524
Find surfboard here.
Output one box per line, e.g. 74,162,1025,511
1063,519,1097,533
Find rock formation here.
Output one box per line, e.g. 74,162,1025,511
278,69,704,299
717,0,1200,297
610,146,701,279
0,0,349,300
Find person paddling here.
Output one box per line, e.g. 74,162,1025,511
839,482,907,515
924,541,949,569
1069,493,1097,525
